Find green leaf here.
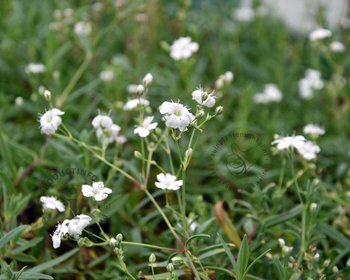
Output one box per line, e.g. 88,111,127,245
12,237,43,255
0,272,54,280
26,248,79,273
217,232,236,269
185,234,210,247
0,225,27,249
318,223,350,247
236,235,249,280
262,205,302,228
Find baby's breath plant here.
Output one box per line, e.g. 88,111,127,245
1,1,350,280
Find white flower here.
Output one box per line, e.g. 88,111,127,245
170,37,199,60
309,28,332,41
282,245,293,255
298,69,324,99
253,84,282,104
155,173,183,191
192,88,216,108
25,63,46,74
124,98,150,111
52,219,70,249
74,21,91,36
92,115,113,129
81,181,112,201
159,101,195,131
330,41,345,52
40,196,65,212
143,73,153,86
99,70,114,81
303,124,325,136
134,116,158,138
67,214,92,236
272,135,306,150
278,238,285,247
39,108,65,135
296,141,320,160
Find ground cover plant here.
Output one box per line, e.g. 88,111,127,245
0,0,350,279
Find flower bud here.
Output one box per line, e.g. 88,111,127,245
185,148,193,159
134,150,143,159
196,110,205,118
224,71,234,83
109,238,117,247
44,90,51,101
143,73,153,87
149,253,156,264
310,203,317,212
166,262,174,273
116,233,123,242
215,106,223,115
136,85,144,95
278,238,285,247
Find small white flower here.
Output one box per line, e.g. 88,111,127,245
99,70,114,81
155,173,183,191
298,69,324,99
25,63,46,74
309,28,332,41
192,88,216,108
74,21,91,36
330,41,345,52
143,73,153,86
52,219,70,249
40,196,65,212
67,214,92,236
282,245,293,255
124,98,150,111
224,71,234,83
297,141,320,160
82,181,112,201
303,124,325,136
272,135,306,150
253,84,282,104
92,115,113,129
134,116,158,138
170,37,199,60
159,101,195,131
39,108,65,135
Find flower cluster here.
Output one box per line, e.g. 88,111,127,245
272,128,323,161
39,108,65,135
74,21,92,36
253,84,283,104
52,214,92,249
124,73,153,111
92,115,126,146
170,37,199,60
298,69,324,100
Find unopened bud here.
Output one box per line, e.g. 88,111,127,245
116,233,123,242
143,73,153,87
149,253,156,264
278,238,285,247
44,90,51,101
136,85,144,95
196,110,205,118
166,262,174,273
109,238,117,247
224,71,234,83
185,148,193,159
215,106,223,115
134,150,143,159
310,203,317,212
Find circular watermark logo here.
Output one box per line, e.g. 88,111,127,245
210,132,269,189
